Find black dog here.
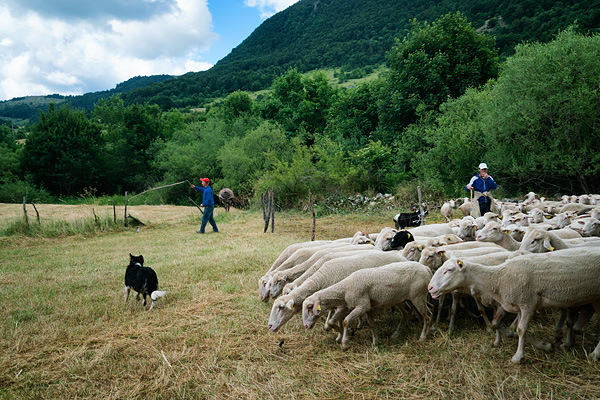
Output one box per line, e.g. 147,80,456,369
125,254,166,310
393,210,428,230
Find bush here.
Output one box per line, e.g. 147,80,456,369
0,180,55,203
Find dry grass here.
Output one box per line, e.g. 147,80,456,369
1,204,599,399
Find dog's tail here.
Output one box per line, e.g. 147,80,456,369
151,290,166,301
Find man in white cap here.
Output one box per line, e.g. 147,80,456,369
465,163,498,217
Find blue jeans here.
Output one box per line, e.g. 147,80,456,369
200,205,218,233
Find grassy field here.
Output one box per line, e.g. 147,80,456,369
1,204,599,399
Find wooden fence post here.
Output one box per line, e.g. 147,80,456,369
417,186,425,226
22,196,28,225
309,190,315,241
32,202,40,223
270,188,275,233
124,191,128,227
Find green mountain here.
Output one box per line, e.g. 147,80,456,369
0,75,173,125
1,0,598,124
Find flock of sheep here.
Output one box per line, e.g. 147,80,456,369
258,192,600,364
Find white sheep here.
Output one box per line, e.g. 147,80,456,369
418,246,509,271
519,227,600,252
474,212,500,229
413,233,463,247
402,241,427,261
522,191,538,205
458,200,472,217
558,203,597,214
504,224,526,242
456,217,478,241
440,200,457,223
437,241,505,251
259,240,332,301
428,248,600,363
501,212,529,229
302,261,433,350
582,218,600,237
267,251,407,332
407,223,454,237
269,245,379,298
278,246,384,297
528,207,551,224
419,248,519,334
475,221,521,251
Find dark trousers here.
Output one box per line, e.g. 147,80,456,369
479,199,491,215
200,205,218,233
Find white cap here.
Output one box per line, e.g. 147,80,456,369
478,163,488,170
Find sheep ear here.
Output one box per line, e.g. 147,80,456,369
543,239,554,251
314,300,322,315
456,259,465,270
282,275,288,282
503,229,510,234
286,299,295,311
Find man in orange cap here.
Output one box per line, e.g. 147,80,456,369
190,178,219,233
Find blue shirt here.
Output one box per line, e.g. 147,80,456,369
465,174,497,203
193,185,215,206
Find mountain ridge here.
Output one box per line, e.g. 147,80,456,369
1,0,598,124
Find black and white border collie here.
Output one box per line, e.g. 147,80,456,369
125,253,166,310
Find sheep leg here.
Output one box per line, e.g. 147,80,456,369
433,294,446,330
365,310,379,347
473,297,494,332
413,296,433,341
589,301,600,361
554,309,568,344
125,287,131,303
494,310,552,351
341,307,367,350
492,307,507,347
325,308,347,342
559,309,575,350
391,303,410,339
448,292,458,335
323,310,335,331
512,308,533,364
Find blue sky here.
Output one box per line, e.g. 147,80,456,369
0,0,301,101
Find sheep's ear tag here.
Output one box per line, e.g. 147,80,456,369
457,260,464,268
316,305,321,312
286,299,294,311
407,233,412,239
549,246,555,251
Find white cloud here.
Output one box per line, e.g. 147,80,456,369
0,0,217,100
244,0,300,19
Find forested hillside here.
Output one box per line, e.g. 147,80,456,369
0,75,173,125
1,3,599,208
1,0,598,124
120,0,600,109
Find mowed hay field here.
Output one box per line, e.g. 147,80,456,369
1,204,599,399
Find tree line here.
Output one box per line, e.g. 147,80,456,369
1,14,599,208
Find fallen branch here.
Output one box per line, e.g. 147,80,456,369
127,214,146,226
